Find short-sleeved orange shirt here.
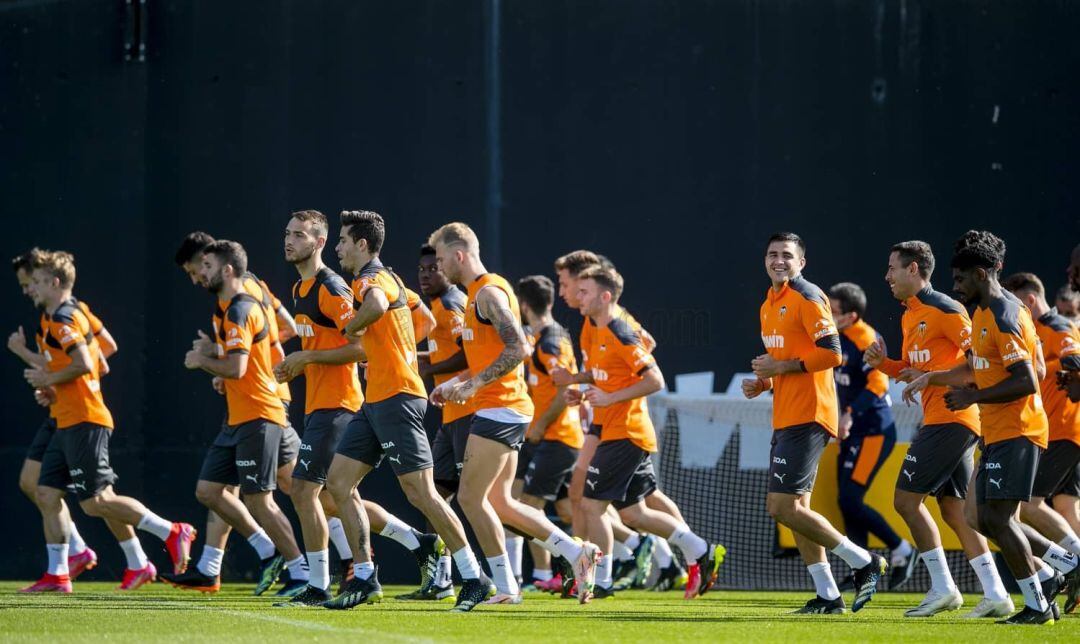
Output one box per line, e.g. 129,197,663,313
40,299,113,429
526,323,583,448
291,266,363,414
216,293,288,427
1033,310,1080,446
462,273,534,417
428,288,473,424
588,318,657,452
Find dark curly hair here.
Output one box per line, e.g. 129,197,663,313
951,230,1005,272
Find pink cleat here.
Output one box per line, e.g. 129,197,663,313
117,562,157,591
164,523,197,574
573,542,601,605
19,573,73,594
483,593,523,605
68,547,98,580
683,563,701,600
533,574,564,593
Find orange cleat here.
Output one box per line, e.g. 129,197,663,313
19,573,73,594
117,562,157,591
164,523,197,574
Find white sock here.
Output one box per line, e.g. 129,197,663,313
119,537,149,570
890,539,913,565
1042,543,1079,574
545,530,584,562
136,512,173,541
307,550,330,590
968,552,1008,601
1016,573,1049,612
921,547,956,593
380,515,421,551
68,524,88,556
436,554,453,586
505,530,524,578
487,554,519,596
1059,534,1080,557
653,538,674,568
247,529,277,560
613,540,633,562
623,533,641,551
667,524,708,561
353,560,375,581
1036,559,1055,582
806,562,840,601
197,546,225,577
532,537,559,556
47,543,70,576
831,537,873,569
327,517,353,560
596,554,613,588
452,547,481,580
533,568,552,582
286,555,310,581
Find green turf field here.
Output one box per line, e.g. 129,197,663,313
1,582,1075,642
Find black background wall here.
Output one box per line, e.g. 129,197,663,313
1,0,1076,581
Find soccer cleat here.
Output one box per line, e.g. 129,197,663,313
164,522,196,575
573,542,601,604
631,535,656,588
324,569,383,610
590,584,616,600
532,574,563,594
554,556,576,599
254,554,286,596
851,553,887,612
67,547,98,580
685,543,726,599
887,550,917,591
395,582,456,602
903,588,963,617
117,563,157,591
334,558,355,596
963,596,1015,618
160,568,221,593
836,574,855,592
996,606,1055,625
483,592,523,605
275,577,309,598
451,575,497,613
1062,563,1080,614
414,533,444,590
1042,573,1064,621
611,558,636,590
684,563,701,600
790,595,846,614
19,573,72,594
273,584,332,607
650,563,684,592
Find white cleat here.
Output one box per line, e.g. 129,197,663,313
483,593,523,605
573,541,601,604
962,596,1014,618
904,588,964,617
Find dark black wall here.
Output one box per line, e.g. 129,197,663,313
2,0,1077,580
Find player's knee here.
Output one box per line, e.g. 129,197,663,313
766,495,795,523
194,482,219,507
455,483,483,513
34,486,62,510
18,472,37,500
401,479,434,511
324,474,353,503
78,495,106,518
276,475,293,496
893,491,919,518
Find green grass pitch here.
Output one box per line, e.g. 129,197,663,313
1,582,1075,642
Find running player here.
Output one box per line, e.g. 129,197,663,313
324,211,479,611
742,232,886,614
827,282,913,587
21,250,194,593
428,222,599,607
864,240,1012,617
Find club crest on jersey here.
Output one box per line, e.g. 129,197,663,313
980,327,988,338
915,321,928,337
779,305,787,319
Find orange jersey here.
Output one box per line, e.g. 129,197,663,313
291,267,364,414
215,293,288,427
351,259,426,403
428,288,473,423
1034,311,1080,445
581,305,648,428
404,287,427,340
878,286,981,434
40,299,113,429
462,273,534,417
214,272,292,403
970,295,1049,447
526,323,584,448
587,318,657,451
37,298,106,420
759,276,841,435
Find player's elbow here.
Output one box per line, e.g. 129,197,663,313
644,368,666,395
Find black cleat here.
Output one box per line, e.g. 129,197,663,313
273,584,332,607
1063,563,1080,614
254,554,286,596
323,569,383,610
414,533,444,591
275,576,308,598
836,574,855,592
590,584,616,600
791,595,846,614
554,556,576,599
1042,573,1064,621
691,544,726,598
887,551,917,591
996,605,1055,625
450,575,496,613
851,554,887,612
159,568,221,593
650,563,684,592
333,558,355,597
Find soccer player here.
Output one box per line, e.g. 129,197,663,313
324,211,479,611
1055,284,1079,323
513,275,583,591
864,241,1011,617
428,222,599,606
574,266,724,600
742,232,886,615
827,283,913,586
22,250,195,593
903,231,1075,624
166,241,308,595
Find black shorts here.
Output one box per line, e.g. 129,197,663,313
1057,461,1080,497
38,423,118,500
279,423,301,467
335,393,431,475
293,408,353,484
470,416,527,451
584,439,658,510
522,440,579,501
896,423,979,499
432,415,472,488
975,437,1042,504
768,423,830,495
515,442,536,480
26,417,58,462
1032,440,1080,498
199,419,283,494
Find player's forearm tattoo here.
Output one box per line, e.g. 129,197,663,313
475,297,526,385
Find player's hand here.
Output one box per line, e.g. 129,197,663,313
901,372,931,405
34,386,56,407
192,329,216,357
274,352,307,383
741,377,767,399
551,366,574,387
446,379,479,404
563,387,584,406
751,354,787,379
211,376,225,395
429,382,451,407
838,410,852,440
525,424,544,445
896,367,925,384
583,388,614,408
863,339,885,368
7,326,26,354
943,385,978,411
416,353,432,377
98,355,110,377
183,349,204,370
24,366,51,388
